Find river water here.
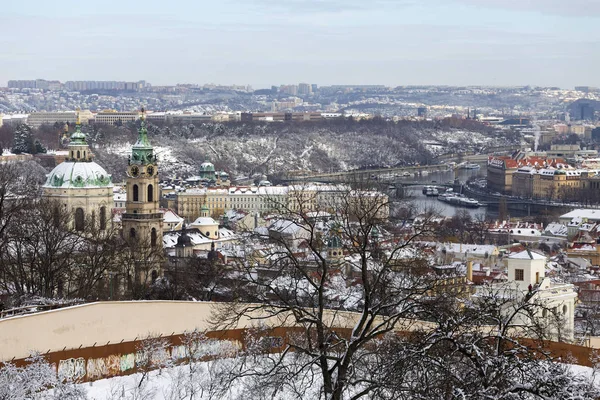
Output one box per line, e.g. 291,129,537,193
390,163,500,219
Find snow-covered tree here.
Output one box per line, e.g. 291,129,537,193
211,180,439,400
207,181,599,400
0,353,87,400
11,124,34,154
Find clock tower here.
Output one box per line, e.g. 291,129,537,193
122,108,163,254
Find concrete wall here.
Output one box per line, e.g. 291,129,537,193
0,300,388,362
0,301,218,361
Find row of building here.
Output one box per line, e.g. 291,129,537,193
487,149,600,199
8,79,149,92
165,182,389,223
0,110,350,128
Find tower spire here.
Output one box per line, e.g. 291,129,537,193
70,108,86,144
68,108,91,161
131,107,155,165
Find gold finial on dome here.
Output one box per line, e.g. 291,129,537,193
140,107,146,121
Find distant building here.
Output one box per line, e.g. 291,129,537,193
1,114,29,126
240,112,322,122
417,107,428,118
8,79,63,90
298,83,312,96
487,154,566,194
27,110,94,128
94,110,139,125
175,184,389,223
569,100,599,121
8,80,37,89
559,209,600,239
512,167,582,200
575,86,598,93
64,80,147,92
280,85,298,96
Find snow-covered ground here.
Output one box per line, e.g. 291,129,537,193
69,362,597,400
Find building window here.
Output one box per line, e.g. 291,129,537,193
99,206,106,230
76,150,80,159
130,228,136,239
133,184,139,201
147,184,154,202
515,269,524,281
75,208,84,231
151,228,157,247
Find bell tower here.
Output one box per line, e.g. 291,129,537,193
122,108,163,251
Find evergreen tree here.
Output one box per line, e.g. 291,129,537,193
11,124,34,154
34,139,47,154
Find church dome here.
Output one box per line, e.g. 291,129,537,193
44,161,113,188
191,216,218,226
200,162,215,172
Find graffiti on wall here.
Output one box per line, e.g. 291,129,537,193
120,353,135,372
55,338,242,381
86,357,106,380
58,357,86,381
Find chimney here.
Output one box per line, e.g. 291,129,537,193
467,261,473,282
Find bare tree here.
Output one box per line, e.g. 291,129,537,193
0,199,78,299
211,180,440,399
121,238,164,300
374,285,596,399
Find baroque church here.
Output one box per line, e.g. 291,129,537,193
42,111,113,231
43,108,164,283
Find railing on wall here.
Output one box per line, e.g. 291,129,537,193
3,326,597,384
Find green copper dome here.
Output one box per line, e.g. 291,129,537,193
131,110,155,165
70,121,87,145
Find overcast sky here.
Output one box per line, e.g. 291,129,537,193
1,0,598,88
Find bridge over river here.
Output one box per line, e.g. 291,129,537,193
285,163,451,183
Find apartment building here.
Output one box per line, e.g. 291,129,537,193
94,110,140,125
27,110,94,128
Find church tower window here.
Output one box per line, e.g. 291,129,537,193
130,228,136,239
99,206,106,230
147,184,154,202
151,228,157,247
133,184,139,201
75,208,84,231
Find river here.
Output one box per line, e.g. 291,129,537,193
390,162,502,219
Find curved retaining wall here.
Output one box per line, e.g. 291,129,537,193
0,301,597,382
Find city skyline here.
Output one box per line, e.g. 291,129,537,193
2,0,600,88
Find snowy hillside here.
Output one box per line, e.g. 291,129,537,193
92,120,512,182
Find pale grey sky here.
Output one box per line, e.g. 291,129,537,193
1,0,598,88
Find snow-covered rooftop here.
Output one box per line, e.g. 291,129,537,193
509,249,546,260
561,209,600,221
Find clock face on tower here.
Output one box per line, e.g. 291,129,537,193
146,165,155,176
130,165,140,177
